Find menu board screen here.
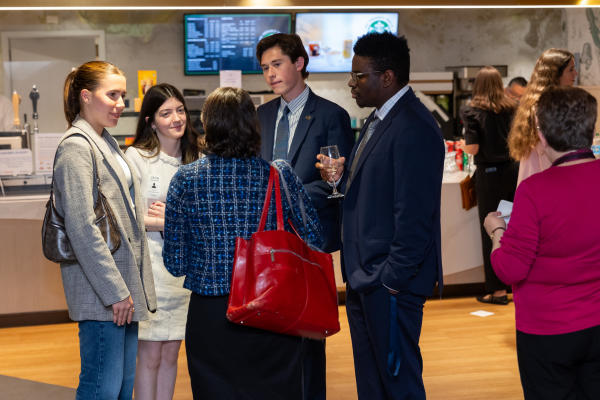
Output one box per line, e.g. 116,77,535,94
184,14,292,75
295,13,399,73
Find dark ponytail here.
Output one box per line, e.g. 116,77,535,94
63,61,125,128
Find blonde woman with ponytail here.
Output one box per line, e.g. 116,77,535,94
54,61,157,400
508,48,578,185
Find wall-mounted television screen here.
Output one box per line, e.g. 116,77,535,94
295,13,399,73
184,14,292,75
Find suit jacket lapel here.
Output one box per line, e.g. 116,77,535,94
102,132,139,229
287,88,316,164
341,111,375,194
260,98,280,162
72,118,137,225
345,88,418,194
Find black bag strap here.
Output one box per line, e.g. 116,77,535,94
50,130,102,206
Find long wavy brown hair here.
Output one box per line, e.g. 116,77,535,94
130,84,200,165
508,48,574,160
469,66,517,114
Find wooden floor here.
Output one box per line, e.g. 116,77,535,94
0,296,524,399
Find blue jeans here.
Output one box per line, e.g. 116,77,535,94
76,321,139,400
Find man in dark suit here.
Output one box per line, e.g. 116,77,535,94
255,33,355,400
318,32,444,399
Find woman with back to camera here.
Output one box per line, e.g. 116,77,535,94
508,48,578,185
53,61,157,399
125,84,201,400
459,66,518,305
485,85,600,400
162,87,323,400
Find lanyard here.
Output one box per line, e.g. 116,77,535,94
551,148,596,167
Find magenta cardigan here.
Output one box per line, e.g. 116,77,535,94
492,160,600,335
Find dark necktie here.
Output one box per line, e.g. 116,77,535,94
341,116,380,241
273,106,290,161
345,116,380,194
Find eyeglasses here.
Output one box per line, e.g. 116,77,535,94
349,71,382,84
507,87,523,100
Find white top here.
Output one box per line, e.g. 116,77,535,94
103,136,135,216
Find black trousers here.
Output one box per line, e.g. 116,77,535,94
517,325,600,400
474,161,519,292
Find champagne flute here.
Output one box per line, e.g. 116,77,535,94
320,145,344,199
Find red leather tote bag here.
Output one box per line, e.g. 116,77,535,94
226,166,340,339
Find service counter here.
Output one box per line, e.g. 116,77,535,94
0,171,483,323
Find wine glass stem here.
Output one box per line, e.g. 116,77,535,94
331,178,338,194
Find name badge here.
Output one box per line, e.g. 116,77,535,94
146,174,161,199
485,167,497,173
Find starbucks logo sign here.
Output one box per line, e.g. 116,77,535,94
258,29,281,41
365,18,394,34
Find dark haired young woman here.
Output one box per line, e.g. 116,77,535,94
459,66,518,305
124,83,201,400
55,61,157,399
162,87,323,400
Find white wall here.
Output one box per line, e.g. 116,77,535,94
0,9,567,121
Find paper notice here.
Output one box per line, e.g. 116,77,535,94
35,133,63,175
0,149,33,175
220,70,242,88
470,310,494,317
497,200,513,225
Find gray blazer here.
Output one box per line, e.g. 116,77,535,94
53,116,157,322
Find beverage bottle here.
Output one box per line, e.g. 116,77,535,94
455,141,463,171
592,133,600,159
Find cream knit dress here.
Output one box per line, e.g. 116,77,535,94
125,147,196,341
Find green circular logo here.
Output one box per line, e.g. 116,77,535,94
258,29,280,42
368,20,391,34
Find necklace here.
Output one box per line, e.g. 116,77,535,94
551,149,595,167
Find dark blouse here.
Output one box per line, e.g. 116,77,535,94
162,155,323,296
460,105,515,164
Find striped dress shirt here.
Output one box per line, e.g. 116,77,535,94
273,84,311,154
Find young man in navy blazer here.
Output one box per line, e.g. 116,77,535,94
256,33,355,400
318,32,445,399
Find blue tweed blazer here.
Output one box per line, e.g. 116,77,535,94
163,155,323,296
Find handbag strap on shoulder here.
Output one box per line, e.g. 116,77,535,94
257,166,284,232
49,130,102,204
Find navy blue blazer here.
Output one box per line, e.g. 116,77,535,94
340,88,444,296
257,88,355,253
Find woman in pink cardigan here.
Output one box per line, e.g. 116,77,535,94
485,86,600,400
507,48,578,186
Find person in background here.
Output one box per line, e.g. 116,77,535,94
459,66,519,305
125,84,201,400
255,32,355,400
54,61,157,400
504,76,528,102
0,94,15,131
317,32,444,400
508,48,577,186
485,86,600,400
162,87,323,400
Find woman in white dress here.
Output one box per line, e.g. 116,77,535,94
125,84,202,400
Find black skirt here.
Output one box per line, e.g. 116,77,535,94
185,292,303,400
